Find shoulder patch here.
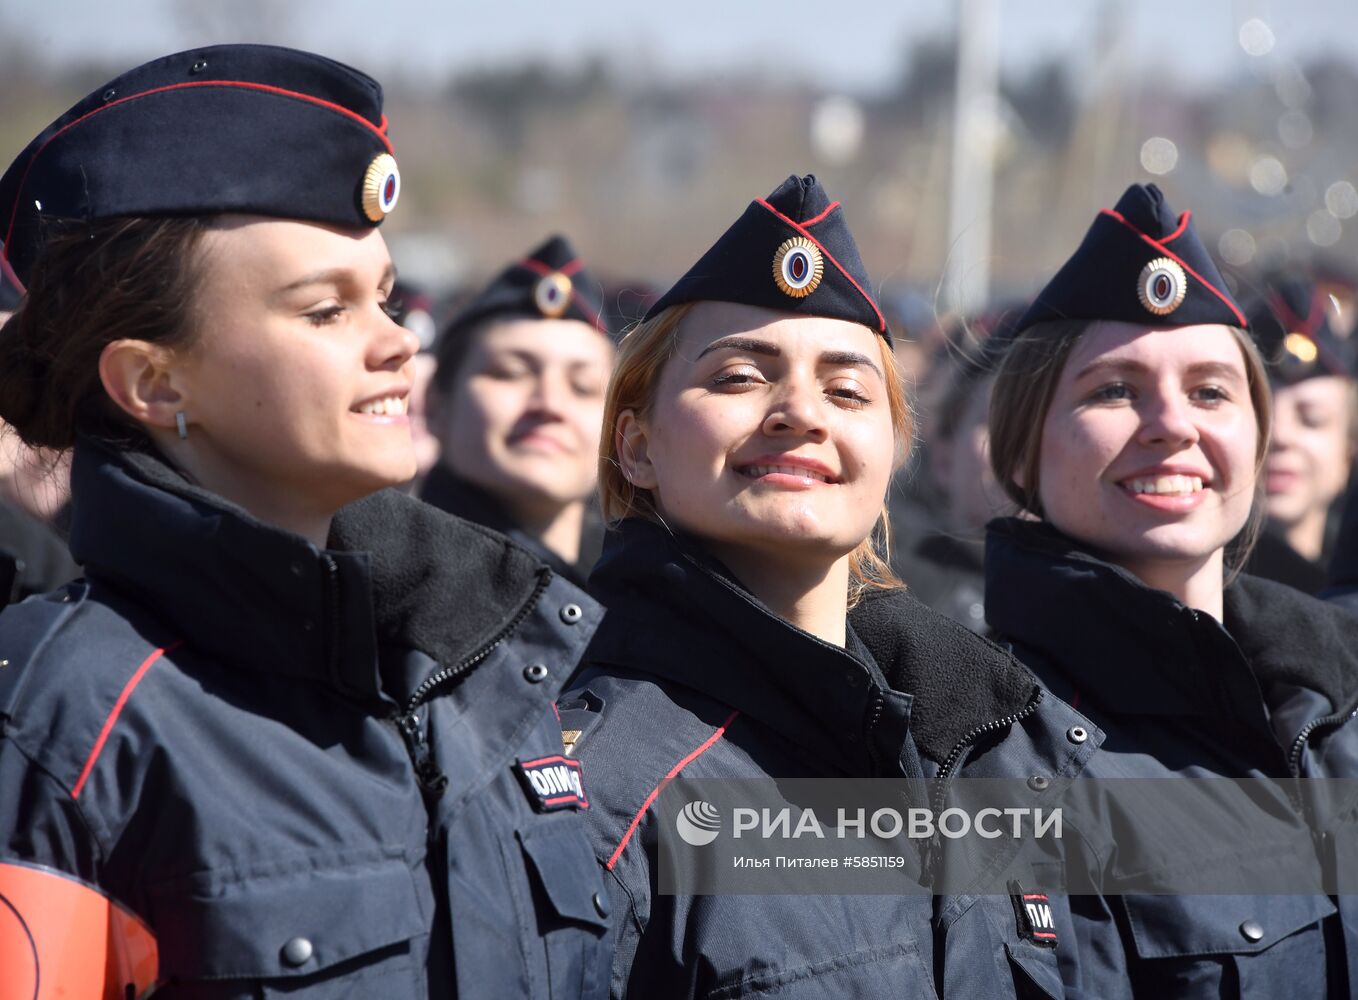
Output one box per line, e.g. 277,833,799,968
516,755,589,811
1009,880,1057,948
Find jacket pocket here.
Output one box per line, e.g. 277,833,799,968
518,823,611,999
149,857,429,998
1121,894,1335,998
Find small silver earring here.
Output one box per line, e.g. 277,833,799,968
176,412,188,440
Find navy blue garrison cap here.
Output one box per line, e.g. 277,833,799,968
0,44,399,287
445,235,610,340
1017,183,1247,334
1246,278,1356,385
644,174,891,344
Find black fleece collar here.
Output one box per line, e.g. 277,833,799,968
420,462,591,588
846,586,1039,763
586,518,1041,766
586,518,887,773
985,517,1358,718
70,438,547,707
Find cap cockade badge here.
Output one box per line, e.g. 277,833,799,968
1283,331,1319,364
361,153,401,222
772,237,825,299
1137,257,1188,317
534,272,573,318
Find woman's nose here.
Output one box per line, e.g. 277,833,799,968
762,378,828,440
1137,390,1199,448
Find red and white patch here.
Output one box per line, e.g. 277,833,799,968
516,755,589,811
1010,886,1057,948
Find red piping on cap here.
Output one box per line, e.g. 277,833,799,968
801,201,841,228
605,709,740,871
1270,292,1348,376
71,641,183,799
4,79,394,256
756,198,886,333
518,256,584,279
1101,209,1247,328
1161,211,1191,244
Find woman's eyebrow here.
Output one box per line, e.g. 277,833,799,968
695,338,883,379
1183,361,1246,381
821,350,883,381
1073,357,1150,380
696,336,780,360
274,262,397,298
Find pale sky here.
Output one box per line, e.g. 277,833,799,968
5,0,1357,93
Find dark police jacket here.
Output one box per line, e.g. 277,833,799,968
564,518,1102,999
0,439,612,998
986,517,1358,1000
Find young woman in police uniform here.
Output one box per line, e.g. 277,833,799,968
984,183,1358,999
562,174,1098,999
0,46,610,998
421,236,615,588
1243,276,1357,593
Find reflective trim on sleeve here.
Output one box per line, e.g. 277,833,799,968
0,859,158,998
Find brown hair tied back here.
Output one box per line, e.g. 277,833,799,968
0,216,211,451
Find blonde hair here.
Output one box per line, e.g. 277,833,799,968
599,303,912,605
988,319,1274,578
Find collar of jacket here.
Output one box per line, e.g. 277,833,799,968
846,586,1041,763
69,437,552,708
420,461,588,588
985,517,1358,719
586,518,901,774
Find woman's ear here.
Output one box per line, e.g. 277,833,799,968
616,409,658,489
98,339,185,433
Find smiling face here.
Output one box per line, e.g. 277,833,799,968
434,317,614,511
1264,375,1354,528
621,302,897,571
173,217,418,515
1037,322,1261,573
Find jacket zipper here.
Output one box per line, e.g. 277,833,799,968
1288,705,1358,777
925,687,1045,882
394,569,553,803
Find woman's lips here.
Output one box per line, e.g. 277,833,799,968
1264,468,1301,495
735,463,835,489
508,430,571,454
1115,473,1209,513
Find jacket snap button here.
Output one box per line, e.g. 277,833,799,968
560,603,583,624
1239,920,1264,942
190,58,208,74
524,663,549,683
102,88,116,101
1027,775,1050,792
281,936,314,966
1067,726,1088,744
593,891,610,918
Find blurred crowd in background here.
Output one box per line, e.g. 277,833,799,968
1,0,1356,627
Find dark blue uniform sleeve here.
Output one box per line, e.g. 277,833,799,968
0,734,102,880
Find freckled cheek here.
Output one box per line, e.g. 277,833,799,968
840,422,895,494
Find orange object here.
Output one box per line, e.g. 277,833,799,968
0,860,158,999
